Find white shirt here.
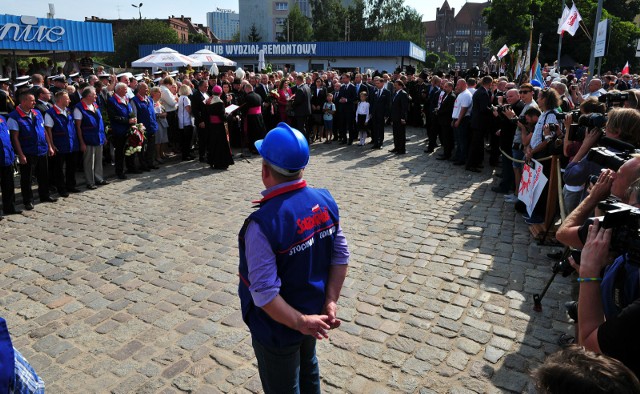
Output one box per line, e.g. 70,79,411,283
530,110,558,149
160,85,178,112
355,101,370,123
177,95,192,128
44,105,68,128
73,103,96,121
451,89,472,119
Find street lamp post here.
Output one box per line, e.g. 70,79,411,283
131,3,143,20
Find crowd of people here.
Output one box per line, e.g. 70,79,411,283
3,54,640,386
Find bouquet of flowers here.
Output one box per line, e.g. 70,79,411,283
269,89,280,99
125,123,146,156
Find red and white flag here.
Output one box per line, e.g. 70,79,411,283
622,61,630,75
497,45,509,60
559,3,582,36
557,5,570,35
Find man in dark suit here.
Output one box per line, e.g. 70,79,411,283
292,75,311,141
390,80,409,154
191,80,210,162
466,75,493,172
255,74,275,129
336,74,357,144
370,77,390,149
424,76,442,153
34,87,52,117
435,81,456,160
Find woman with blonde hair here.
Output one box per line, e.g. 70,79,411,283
177,84,194,160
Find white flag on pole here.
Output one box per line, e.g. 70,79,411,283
497,44,509,60
559,3,582,36
490,55,497,63
557,5,570,34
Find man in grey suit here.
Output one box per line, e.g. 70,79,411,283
292,75,311,142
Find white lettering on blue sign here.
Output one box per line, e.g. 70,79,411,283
0,16,65,44
210,43,317,57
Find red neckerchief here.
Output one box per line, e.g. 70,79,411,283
113,94,127,105
252,180,307,205
136,94,148,103
53,105,64,115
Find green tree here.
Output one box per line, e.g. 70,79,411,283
310,0,346,41
346,0,370,41
484,0,640,72
365,0,424,44
278,3,313,42
425,52,439,69
247,23,262,42
230,30,241,42
189,33,210,43
106,20,180,67
435,51,456,71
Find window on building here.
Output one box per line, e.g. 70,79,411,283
462,41,468,56
275,2,288,11
483,47,490,58
461,62,467,69
454,42,461,56
275,17,286,26
473,42,480,57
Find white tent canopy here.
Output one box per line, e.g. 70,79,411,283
131,47,202,68
188,49,236,67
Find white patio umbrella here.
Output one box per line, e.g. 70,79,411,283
188,49,236,67
131,47,202,68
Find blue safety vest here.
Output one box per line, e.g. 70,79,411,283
131,95,157,135
0,317,15,391
108,95,132,136
75,102,105,146
238,181,339,348
602,254,640,319
7,107,48,156
0,116,15,167
46,106,78,153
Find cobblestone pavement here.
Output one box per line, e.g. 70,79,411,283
0,126,574,393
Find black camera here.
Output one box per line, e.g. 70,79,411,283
587,147,629,171
510,115,527,125
596,199,640,265
553,250,582,277
555,109,581,121
578,113,608,129
568,125,588,142
599,92,629,107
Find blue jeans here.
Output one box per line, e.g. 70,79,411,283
252,336,320,394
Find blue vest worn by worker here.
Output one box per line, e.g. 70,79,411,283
7,107,47,156
601,254,640,319
108,95,132,136
131,95,157,136
238,182,339,348
0,116,15,167
75,102,105,146
46,106,78,154
0,317,15,391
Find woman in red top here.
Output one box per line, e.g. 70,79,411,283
276,79,293,126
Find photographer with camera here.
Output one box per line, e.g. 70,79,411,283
490,88,525,195
571,78,604,105
564,108,640,201
570,217,640,377
523,88,562,224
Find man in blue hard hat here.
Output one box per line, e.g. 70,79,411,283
238,122,350,394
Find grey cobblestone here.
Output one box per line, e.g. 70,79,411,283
0,127,573,392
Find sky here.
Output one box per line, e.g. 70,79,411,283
1,0,472,25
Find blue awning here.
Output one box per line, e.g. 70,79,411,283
0,14,114,53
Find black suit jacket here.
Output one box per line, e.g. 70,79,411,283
436,92,456,124
310,86,327,110
427,86,442,113
470,86,491,129
255,84,270,102
336,83,357,113
190,89,208,127
292,84,311,117
370,88,391,120
391,90,409,122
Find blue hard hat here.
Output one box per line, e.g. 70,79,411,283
531,79,542,87
255,122,309,171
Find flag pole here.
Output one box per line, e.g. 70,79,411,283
587,0,604,82
556,0,566,73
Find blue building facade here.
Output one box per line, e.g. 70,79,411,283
140,41,426,73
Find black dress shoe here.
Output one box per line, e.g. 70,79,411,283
41,196,58,203
466,166,481,173
150,166,159,170
87,184,98,190
4,209,22,215
96,180,109,186
395,151,406,155
129,169,143,174
140,167,150,172
346,141,353,145
68,188,81,193
24,202,34,210
424,148,435,153
117,173,127,180
58,191,70,198
389,148,398,153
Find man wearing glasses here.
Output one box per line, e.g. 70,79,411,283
518,83,538,113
